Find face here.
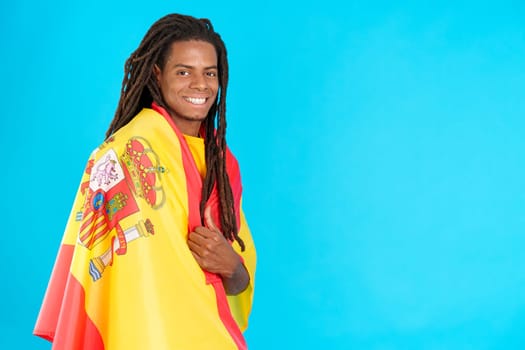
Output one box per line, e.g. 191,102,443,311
154,40,219,136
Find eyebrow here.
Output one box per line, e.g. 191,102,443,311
174,64,218,70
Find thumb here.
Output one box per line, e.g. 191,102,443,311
204,205,220,233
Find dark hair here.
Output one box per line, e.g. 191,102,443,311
106,14,244,250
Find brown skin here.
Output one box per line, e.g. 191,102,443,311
155,40,249,295
188,205,250,295
154,40,219,136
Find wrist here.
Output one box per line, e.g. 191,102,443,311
223,255,242,279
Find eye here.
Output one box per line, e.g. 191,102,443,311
206,71,218,78
177,70,190,76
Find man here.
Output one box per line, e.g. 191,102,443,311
34,14,256,350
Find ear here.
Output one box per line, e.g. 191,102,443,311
153,64,161,82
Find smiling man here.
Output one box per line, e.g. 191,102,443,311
153,41,219,135
34,14,256,350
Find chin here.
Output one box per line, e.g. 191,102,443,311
190,115,208,121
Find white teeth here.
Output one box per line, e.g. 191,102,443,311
185,97,206,105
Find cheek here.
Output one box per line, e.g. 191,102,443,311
162,80,182,98
212,84,220,97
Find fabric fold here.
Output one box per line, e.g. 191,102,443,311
34,106,256,349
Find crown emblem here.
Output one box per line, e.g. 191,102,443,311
120,137,166,209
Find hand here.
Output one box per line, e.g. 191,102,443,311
187,225,240,278
187,207,250,295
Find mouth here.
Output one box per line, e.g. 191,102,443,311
184,97,208,105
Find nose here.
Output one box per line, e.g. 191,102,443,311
189,73,208,91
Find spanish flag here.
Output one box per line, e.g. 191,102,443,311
34,104,256,349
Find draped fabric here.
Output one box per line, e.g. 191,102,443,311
34,106,256,349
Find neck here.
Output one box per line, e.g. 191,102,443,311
173,119,202,137
150,102,203,137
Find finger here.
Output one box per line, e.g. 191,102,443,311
194,226,221,242
204,206,220,232
190,249,200,260
192,227,220,243
188,239,205,255
189,234,218,255
190,251,205,268
188,235,207,251
194,226,216,238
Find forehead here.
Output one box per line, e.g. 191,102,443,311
165,40,218,66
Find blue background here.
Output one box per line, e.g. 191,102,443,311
1,1,524,349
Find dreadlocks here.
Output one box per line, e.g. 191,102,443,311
106,14,244,251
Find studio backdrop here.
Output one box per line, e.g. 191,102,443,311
1,1,524,349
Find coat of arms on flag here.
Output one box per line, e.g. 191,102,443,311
78,149,139,251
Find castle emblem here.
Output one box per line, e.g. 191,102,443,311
76,138,166,282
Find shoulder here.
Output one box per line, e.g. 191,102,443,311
102,109,167,148
88,109,160,159
113,108,163,138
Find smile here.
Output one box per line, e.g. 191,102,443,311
184,97,207,105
